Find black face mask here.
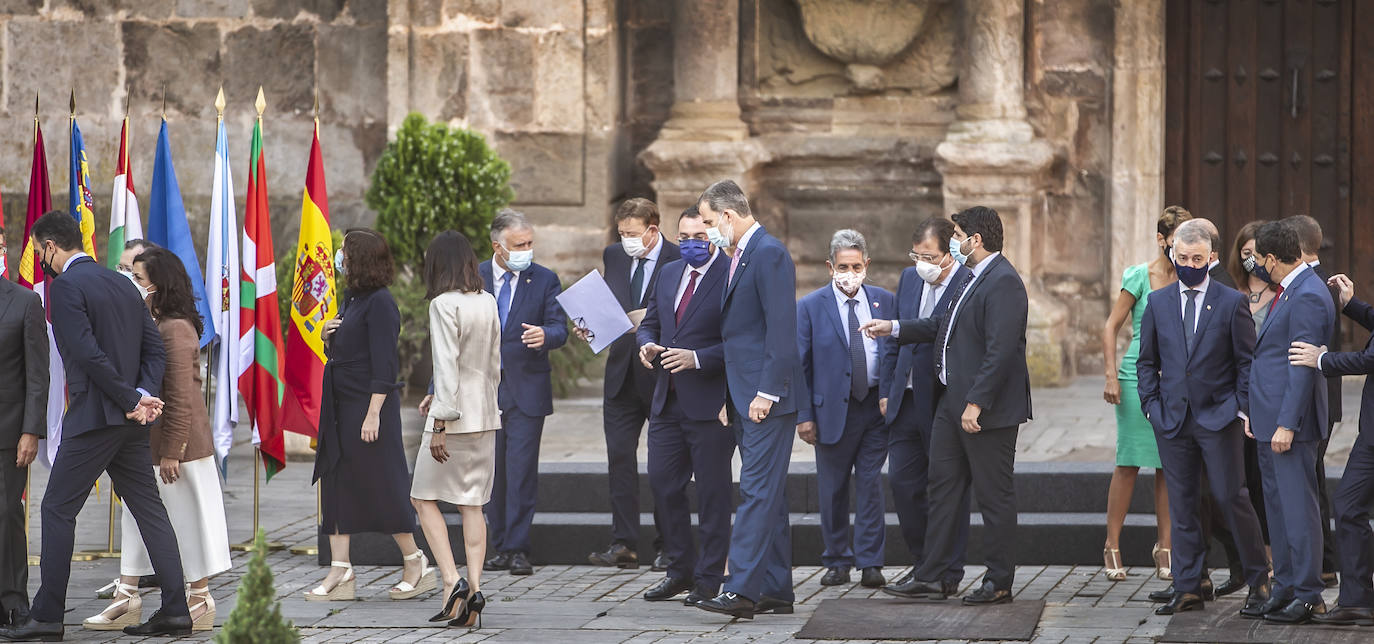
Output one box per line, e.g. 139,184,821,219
38,245,57,279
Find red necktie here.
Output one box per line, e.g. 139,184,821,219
676,271,699,324
1269,285,1284,314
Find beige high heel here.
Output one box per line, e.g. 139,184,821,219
305,561,356,601
1152,543,1173,580
189,588,216,631
1103,548,1127,582
389,550,436,600
83,581,143,631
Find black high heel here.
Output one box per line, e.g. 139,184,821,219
428,578,470,623
449,591,485,628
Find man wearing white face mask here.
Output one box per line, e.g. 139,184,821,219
117,239,158,298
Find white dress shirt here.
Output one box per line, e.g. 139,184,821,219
1178,274,1210,334
493,262,522,312
938,252,1000,385
63,252,90,272
670,248,721,370
907,270,952,390
630,233,666,305
833,282,880,389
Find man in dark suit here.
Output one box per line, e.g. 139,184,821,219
587,198,679,570
1241,220,1334,624
1135,219,1270,617
880,217,972,595
0,228,47,628
862,205,1031,606
693,180,805,619
480,209,568,577
2,212,188,641
1292,274,1374,625
796,230,893,588
637,206,734,605
1196,219,1236,289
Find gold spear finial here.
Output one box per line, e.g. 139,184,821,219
33,92,39,141
69,89,75,119
255,86,266,120
313,89,319,123
161,83,167,119
124,85,131,117
215,85,226,122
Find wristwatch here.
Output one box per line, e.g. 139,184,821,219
432,419,447,433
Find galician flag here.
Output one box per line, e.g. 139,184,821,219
106,116,142,269
148,118,216,348
281,122,336,439
68,115,97,260
17,119,66,467
206,103,241,472
238,88,288,477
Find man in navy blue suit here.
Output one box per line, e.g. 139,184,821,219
1291,273,1374,626
1,212,188,641
637,206,735,605
880,217,971,595
480,209,568,577
1239,220,1334,624
1135,219,1270,617
796,230,893,588
586,198,679,570
693,179,805,619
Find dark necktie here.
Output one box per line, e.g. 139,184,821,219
630,258,647,308
1183,289,1199,354
676,270,698,325
934,271,975,378
497,272,512,329
848,299,868,401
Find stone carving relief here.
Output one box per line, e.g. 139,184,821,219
756,0,959,96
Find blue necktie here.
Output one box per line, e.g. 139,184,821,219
1184,289,1199,354
848,299,868,401
497,272,512,329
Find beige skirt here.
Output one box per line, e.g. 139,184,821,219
410,430,497,506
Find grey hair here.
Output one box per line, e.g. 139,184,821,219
1173,219,1213,251
829,229,868,262
698,179,752,217
125,238,157,252
490,208,532,245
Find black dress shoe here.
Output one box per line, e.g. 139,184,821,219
589,543,639,569
1155,593,1204,616
644,576,694,601
820,567,851,586
1263,598,1324,624
882,578,947,600
1241,586,1284,620
683,587,712,606
123,610,193,637
0,616,63,642
962,581,1012,606
508,552,533,576
756,596,794,615
890,568,918,587
652,551,673,572
1215,574,1246,597
1311,603,1374,626
483,552,512,571
1148,584,1175,603
860,567,885,588
696,592,755,619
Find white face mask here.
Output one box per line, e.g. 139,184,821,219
621,231,651,259
915,260,944,284
119,270,152,300
711,216,734,249
833,270,866,295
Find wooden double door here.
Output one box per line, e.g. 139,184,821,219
1165,0,1374,298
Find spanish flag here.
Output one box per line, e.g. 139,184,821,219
280,122,335,439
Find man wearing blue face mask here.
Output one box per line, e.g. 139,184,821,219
586,198,679,571
478,209,568,577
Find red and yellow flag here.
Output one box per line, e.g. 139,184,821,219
280,123,335,439
18,124,52,290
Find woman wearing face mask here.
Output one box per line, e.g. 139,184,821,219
308,228,430,602
84,248,230,632
1227,221,1275,551
1100,206,1193,582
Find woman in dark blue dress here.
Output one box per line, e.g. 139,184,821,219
307,228,434,601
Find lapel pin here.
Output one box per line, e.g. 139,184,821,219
873,302,880,309
1206,305,1212,310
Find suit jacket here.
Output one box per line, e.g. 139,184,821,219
880,264,971,426
895,254,1031,429
426,290,502,434
150,317,214,462
1319,297,1374,436
797,283,895,443
1136,279,1255,438
636,254,729,421
1248,267,1333,442
0,278,48,445
602,239,680,398
1209,263,1237,289
480,260,568,417
1310,262,1343,423
719,225,806,418
48,256,165,437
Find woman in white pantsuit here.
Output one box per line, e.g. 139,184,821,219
412,231,502,628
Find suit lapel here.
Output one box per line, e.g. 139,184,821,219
825,286,849,346
723,226,766,304
1257,269,1310,343
680,256,726,328
947,256,999,337
1185,285,1221,362
934,266,969,318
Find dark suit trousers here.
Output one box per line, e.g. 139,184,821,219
915,407,1019,590
1335,429,1374,608
647,391,736,593
603,369,663,550
1242,436,1270,543
887,390,969,583
1258,439,1324,604
487,407,545,555
0,450,26,614
722,406,796,603
1156,417,1269,595
815,390,888,569
1317,433,1338,575
31,425,186,623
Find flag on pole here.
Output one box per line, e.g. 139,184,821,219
106,116,142,269
17,118,66,467
148,118,216,348
68,115,97,260
238,89,288,477
281,122,336,439
206,100,241,473
0,190,7,279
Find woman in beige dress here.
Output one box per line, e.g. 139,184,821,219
413,231,501,628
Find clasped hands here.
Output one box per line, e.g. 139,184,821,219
638,343,698,372
127,395,165,425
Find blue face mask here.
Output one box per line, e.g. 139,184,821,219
334,249,346,276
503,246,533,273
949,236,971,265
1243,255,1272,284
1174,261,1208,288
680,239,711,268
705,225,728,250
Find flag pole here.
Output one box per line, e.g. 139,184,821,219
204,88,219,410
291,89,323,558
25,469,38,566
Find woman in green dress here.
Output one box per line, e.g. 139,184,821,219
1101,206,1192,581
